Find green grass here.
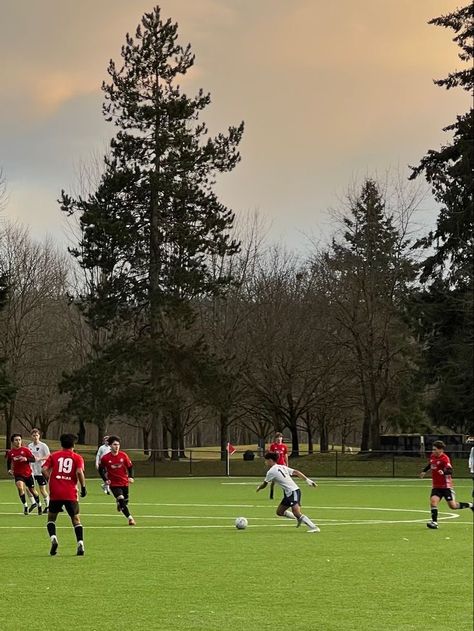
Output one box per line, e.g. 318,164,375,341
0,477,472,630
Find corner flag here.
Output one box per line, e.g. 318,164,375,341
226,442,236,455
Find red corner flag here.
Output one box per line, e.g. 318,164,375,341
226,442,236,455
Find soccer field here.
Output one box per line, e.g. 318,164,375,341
0,477,472,631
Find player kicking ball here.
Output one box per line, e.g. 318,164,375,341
419,440,474,529
257,451,320,532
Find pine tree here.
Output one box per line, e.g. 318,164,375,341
409,3,473,433
60,6,244,451
322,179,417,451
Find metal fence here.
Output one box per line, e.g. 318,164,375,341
73,448,473,479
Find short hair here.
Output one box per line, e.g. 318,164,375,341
275,432,283,438
31,428,40,434
264,451,278,462
432,440,446,450
60,433,77,449
107,435,120,445
10,433,22,442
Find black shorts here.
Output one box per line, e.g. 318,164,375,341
48,500,80,517
280,489,301,507
431,488,455,502
14,475,35,489
34,474,47,486
110,486,129,501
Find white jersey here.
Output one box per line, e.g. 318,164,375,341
469,447,474,474
96,444,111,468
27,441,50,476
265,464,299,496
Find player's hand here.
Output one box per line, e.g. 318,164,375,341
128,478,134,484
256,485,262,493
7,469,13,476
306,479,317,487
80,486,87,497
419,472,425,478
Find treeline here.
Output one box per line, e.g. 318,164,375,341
0,5,472,455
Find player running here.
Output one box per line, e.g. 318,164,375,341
99,436,136,526
6,434,42,515
27,428,50,512
42,433,87,556
257,451,320,533
419,440,474,529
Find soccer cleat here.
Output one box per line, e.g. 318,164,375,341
38,505,42,515
50,537,58,556
43,504,48,512
23,506,28,515
426,521,438,529
28,502,38,513
128,517,136,526
307,525,321,533
76,542,85,556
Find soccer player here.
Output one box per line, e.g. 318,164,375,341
27,428,50,512
95,435,111,494
99,435,136,526
42,433,87,556
268,432,288,499
6,433,42,515
256,451,320,533
419,440,474,529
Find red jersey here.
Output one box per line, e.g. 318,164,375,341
269,442,288,465
43,449,84,501
100,451,133,487
428,452,453,489
7,447,34,478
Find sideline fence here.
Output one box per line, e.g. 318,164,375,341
74,448,474,479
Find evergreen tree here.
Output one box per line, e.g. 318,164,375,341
321,179,417,451
410,3,473,433
60,6,244,451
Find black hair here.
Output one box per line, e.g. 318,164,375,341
107,435,120,445
60,433,77,449
10,433,22,442
264,451,278,462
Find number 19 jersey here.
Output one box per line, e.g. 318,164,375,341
43,450,85,501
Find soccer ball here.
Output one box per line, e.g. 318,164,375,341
235,517,248,530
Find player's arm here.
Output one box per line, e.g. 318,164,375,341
127,465,135,483
419,464,431,478
256,480,268,492
98,463,108,483
291,469,317,486
77,467,87,497
6,454,12,475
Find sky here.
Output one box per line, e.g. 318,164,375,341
0,0,470,252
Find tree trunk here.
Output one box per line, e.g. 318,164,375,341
77,419,86,445
219,412,229,461
143,426,150,455
320,421,329,453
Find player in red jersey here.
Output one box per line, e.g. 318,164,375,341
6,434,42,515
42,433,87,556
268,432,288,499
99,436,136,526
419,440,473,529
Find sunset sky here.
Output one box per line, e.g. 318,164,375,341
0,0,469,251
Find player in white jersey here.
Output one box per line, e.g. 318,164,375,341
256,451,320,532
27,428,50,512
95,435,111,493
